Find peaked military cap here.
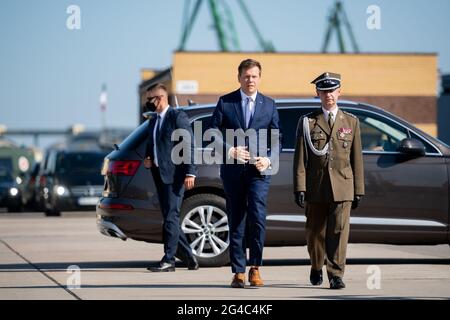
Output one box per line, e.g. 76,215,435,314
311,72,341,91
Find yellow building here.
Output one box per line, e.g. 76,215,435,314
139,51,438,136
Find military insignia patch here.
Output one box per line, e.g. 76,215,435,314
338,127,352,135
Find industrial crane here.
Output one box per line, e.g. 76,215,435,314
322,1,359,53
178,0,275,52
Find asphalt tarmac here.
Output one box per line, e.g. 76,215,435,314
0,211,449,300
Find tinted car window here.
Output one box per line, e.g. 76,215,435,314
278,107,316,149
0,158,13,172
0,169,13,182
409,131,440,154
191,116,212,148
346,109,408,152
56,153,106,175
119,121,149,151
46,151,57,173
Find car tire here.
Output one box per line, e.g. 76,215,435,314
7,203,22,213
180,194,230,267
44,207,61,217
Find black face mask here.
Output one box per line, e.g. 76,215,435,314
145,101,156,112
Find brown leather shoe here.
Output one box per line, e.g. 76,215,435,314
249,267,264,287
231,273,245,288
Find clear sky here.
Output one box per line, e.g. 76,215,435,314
1,0,450,148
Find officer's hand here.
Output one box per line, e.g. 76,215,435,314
352,195,362,210
294,191,305,208
143,157,153,169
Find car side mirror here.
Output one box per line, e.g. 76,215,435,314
398,138,426,156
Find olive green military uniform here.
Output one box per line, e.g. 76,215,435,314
293,108,364,279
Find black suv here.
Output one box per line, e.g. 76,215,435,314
37,149,108,216
97,99,450,267
0,168,22,212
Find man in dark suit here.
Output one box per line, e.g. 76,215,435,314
144,83,198,272
209,59,281,288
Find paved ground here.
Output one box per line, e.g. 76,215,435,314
0,211,449,300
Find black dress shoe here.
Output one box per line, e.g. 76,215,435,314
147,261,175,272
176,249,199,270
310,269,323,286
329,276,346,289
186,255,199,270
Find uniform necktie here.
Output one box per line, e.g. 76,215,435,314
328,112,334,129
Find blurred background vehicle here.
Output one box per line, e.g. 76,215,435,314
36,148,109,216
0,138,36,212
0,168,22,212
28,128,132,215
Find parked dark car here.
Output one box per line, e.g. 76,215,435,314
97,99,450,267
37,149,108,216
0,168,22,212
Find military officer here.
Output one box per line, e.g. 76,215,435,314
293,72,365,289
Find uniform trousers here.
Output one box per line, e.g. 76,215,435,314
305,201,351,279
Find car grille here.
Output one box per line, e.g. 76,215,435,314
70,185,103,197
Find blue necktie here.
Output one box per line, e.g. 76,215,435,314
244,97,252,129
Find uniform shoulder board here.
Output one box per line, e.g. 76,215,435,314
342,110,357,119
297,112,313,135
302,110,319,120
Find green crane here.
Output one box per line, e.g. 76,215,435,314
322,1,359,53
178,0,275,52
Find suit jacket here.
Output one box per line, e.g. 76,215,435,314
293,108,365,202
208,89,281,175
146,107,197,185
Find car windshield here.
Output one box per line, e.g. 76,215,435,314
56,153,106,175
0,170,13,183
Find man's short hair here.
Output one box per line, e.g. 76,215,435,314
147,83,168,93
238,59,262,76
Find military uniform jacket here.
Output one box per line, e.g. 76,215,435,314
293,108,365,202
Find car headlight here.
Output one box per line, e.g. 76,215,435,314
54,185,69,196
9,187,19,197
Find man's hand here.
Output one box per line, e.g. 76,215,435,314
143,157,153,169
184,176,195,190
254,157,270,172
352,195,363,210
294,191,305,208
230,146,251,163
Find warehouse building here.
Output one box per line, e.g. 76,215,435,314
139,51,438,136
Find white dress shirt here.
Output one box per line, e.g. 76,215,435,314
240,89,257,127
232,89,270,170
322,105,339,123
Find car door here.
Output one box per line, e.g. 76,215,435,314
266,106,316,246
344,107,448,244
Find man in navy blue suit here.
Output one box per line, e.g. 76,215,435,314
209,59,281,288
144,83,198,272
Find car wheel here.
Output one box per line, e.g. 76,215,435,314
44,206,61,217
7,203,22,213
181,194,230,267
